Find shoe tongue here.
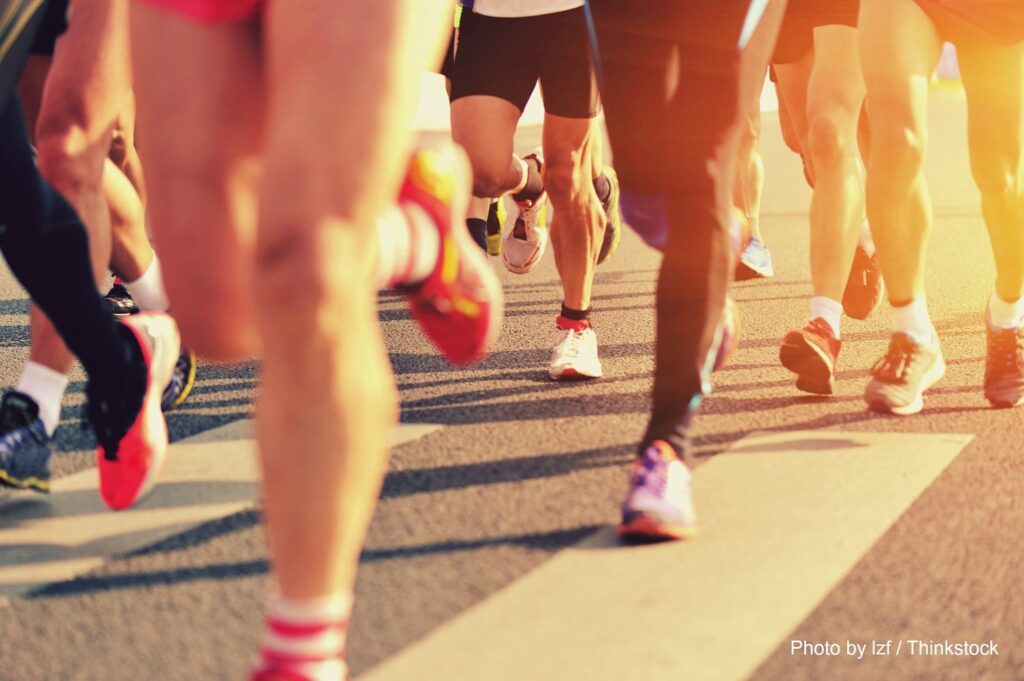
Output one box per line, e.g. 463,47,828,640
3,391,39,418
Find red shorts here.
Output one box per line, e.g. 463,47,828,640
135,0,262,23
915,0,1024,44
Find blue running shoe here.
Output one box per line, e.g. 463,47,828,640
735,237,774,281
161,346,198,411
0,391,53,493
619,440,697,541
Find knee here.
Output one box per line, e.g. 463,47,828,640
805,111,855,172
870,119,926,183
254,214,374,336
971,155,1020,198
470,164,509,199
542,154,585,203
35,129,100,201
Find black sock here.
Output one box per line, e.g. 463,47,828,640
486,200,502,236
592,172,612,206
466,218,488,252
512,156,543,204
560,304,591,322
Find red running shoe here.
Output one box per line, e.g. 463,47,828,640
843,245,884,320
779,317,842,395
402,142,504,365
95,312,180,510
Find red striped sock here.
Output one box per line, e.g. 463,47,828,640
252,595,351,681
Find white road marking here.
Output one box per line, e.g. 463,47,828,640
0,420,441,598
362,430,971,681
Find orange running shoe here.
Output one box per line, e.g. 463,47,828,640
402,142,503,365
94,312,180,510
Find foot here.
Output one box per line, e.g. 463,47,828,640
403,142,504,365
104,280,139,317
619,440,697,541
865,332,945,416
734,237,774,281
0,391,52,493
597,166,622,265
486,197,504,257
502,149,549,274
161,346,198,411
779,318,841,395
984,316,1024,408
92,312,181,510
549,318,603,380
843,246,884,320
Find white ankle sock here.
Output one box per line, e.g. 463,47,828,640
257,593,352,681
16,361,69,437
809,296,843,338
988,292,1024,329
123,255,170,311
376,203,440,289
891,296,935,344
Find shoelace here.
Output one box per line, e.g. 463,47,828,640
557,329,585,359
871,335,918,383
632,451,668,496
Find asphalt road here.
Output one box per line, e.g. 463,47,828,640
1,89,1022,681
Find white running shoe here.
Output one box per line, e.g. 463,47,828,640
549,322,603,380
503,149,549,274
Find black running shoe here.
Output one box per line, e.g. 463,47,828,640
105,281,139,317
0,391,53,493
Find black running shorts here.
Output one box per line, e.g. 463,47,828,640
772,0,860,64
915,0,1024,44
450,7,599,119
29,0,66,55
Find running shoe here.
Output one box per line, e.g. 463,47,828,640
0,391,52,493
549,318,603,380
104,279,139,317
250,666,347,681
779,318,842,395
403,142,504,365
597,166,622,265
713,296,740,372
984,316,1024,408
619,440,697,541
843,245,884,320
502,149,549,274
865,333,945,416
93,312,181,510
735,237,774,280
486,197,505,257
161,346,198,411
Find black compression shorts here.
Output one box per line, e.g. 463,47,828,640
915,0,1024,44
450,7,599,119
772,0,860,64
29,0,68,56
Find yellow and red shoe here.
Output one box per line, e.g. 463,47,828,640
401,142,504,365
94,312,180,510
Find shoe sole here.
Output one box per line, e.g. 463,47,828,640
165,350,198,411
618,515,698,542
549,366,603,381
867,353,946,416
984,392,1024,409
734,262,774,281
597,166,622,266
779,335,834,395
100,314,180,510
0,468,49,493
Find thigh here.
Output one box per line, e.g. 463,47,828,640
542,113,594,173
859,0,942,138
261,0,450,228
957,40,1024,188
773,52,814,152
451,95,521,180
807,25,865,123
